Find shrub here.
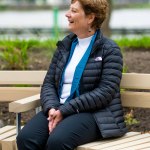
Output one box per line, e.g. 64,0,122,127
124,109,140,126
0,39,57,70
115,36,150,49
0,40,28,70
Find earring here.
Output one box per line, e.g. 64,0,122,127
88,27,92,32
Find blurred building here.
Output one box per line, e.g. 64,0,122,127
0,0,150,39
0,0,69,5
114,0,150,4
0,0,150,6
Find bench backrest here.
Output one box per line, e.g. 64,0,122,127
0,71,150,108
0,71,46,102
121,73,150,108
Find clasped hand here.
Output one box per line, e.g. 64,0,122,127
47,108,63,133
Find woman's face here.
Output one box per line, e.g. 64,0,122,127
65,1,94,38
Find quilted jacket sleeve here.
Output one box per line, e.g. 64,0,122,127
58,41,123,117
40,49,61,115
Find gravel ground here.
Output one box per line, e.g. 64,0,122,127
123,49,150,74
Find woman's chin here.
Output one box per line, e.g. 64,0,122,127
68,27,74,33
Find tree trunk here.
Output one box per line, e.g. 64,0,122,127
101,0,112,37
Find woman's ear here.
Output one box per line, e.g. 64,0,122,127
88,13,95,24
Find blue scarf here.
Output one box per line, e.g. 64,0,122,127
59,31,98,103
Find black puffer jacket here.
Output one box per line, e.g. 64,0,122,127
40,30,127,138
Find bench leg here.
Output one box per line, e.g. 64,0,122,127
16,113,21,135
16,107,41,135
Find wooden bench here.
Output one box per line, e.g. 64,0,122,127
0,71,150,150
0,71,46,150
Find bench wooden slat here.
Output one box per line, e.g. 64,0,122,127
0,71,46,85
1,72,149,89
77,132,140,150
120,142,150,150
87,133,150,150
98,135,150,150
0,127,23,150
0,126,16,135
142,147,150,150
0,129,16,141
9,94,40,113
0,87,40,102
121,73,150,89
121,91,150,108
1,135,17,150
0,126,16,150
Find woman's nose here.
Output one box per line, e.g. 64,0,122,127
65,10,70,18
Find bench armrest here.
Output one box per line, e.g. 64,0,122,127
9,94,41,113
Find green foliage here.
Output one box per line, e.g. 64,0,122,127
115,36,150,49
124,109,140,126
0,40,29,70
0,36,149,70
122,65,128,73
0,38,57,52
0,39,57,70
27,39,57,58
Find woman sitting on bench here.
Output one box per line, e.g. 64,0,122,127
16,0,127,150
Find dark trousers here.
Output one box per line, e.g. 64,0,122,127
17,111,101,150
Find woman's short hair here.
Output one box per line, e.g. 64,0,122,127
71,0,109,29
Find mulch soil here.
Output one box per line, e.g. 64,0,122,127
0,48,150,133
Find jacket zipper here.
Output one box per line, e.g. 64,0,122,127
57,42,69,96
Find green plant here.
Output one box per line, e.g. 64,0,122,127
122,65,128,73
0,40,29,70
0,38,58,70
124,109,140,126
114,36,150,49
